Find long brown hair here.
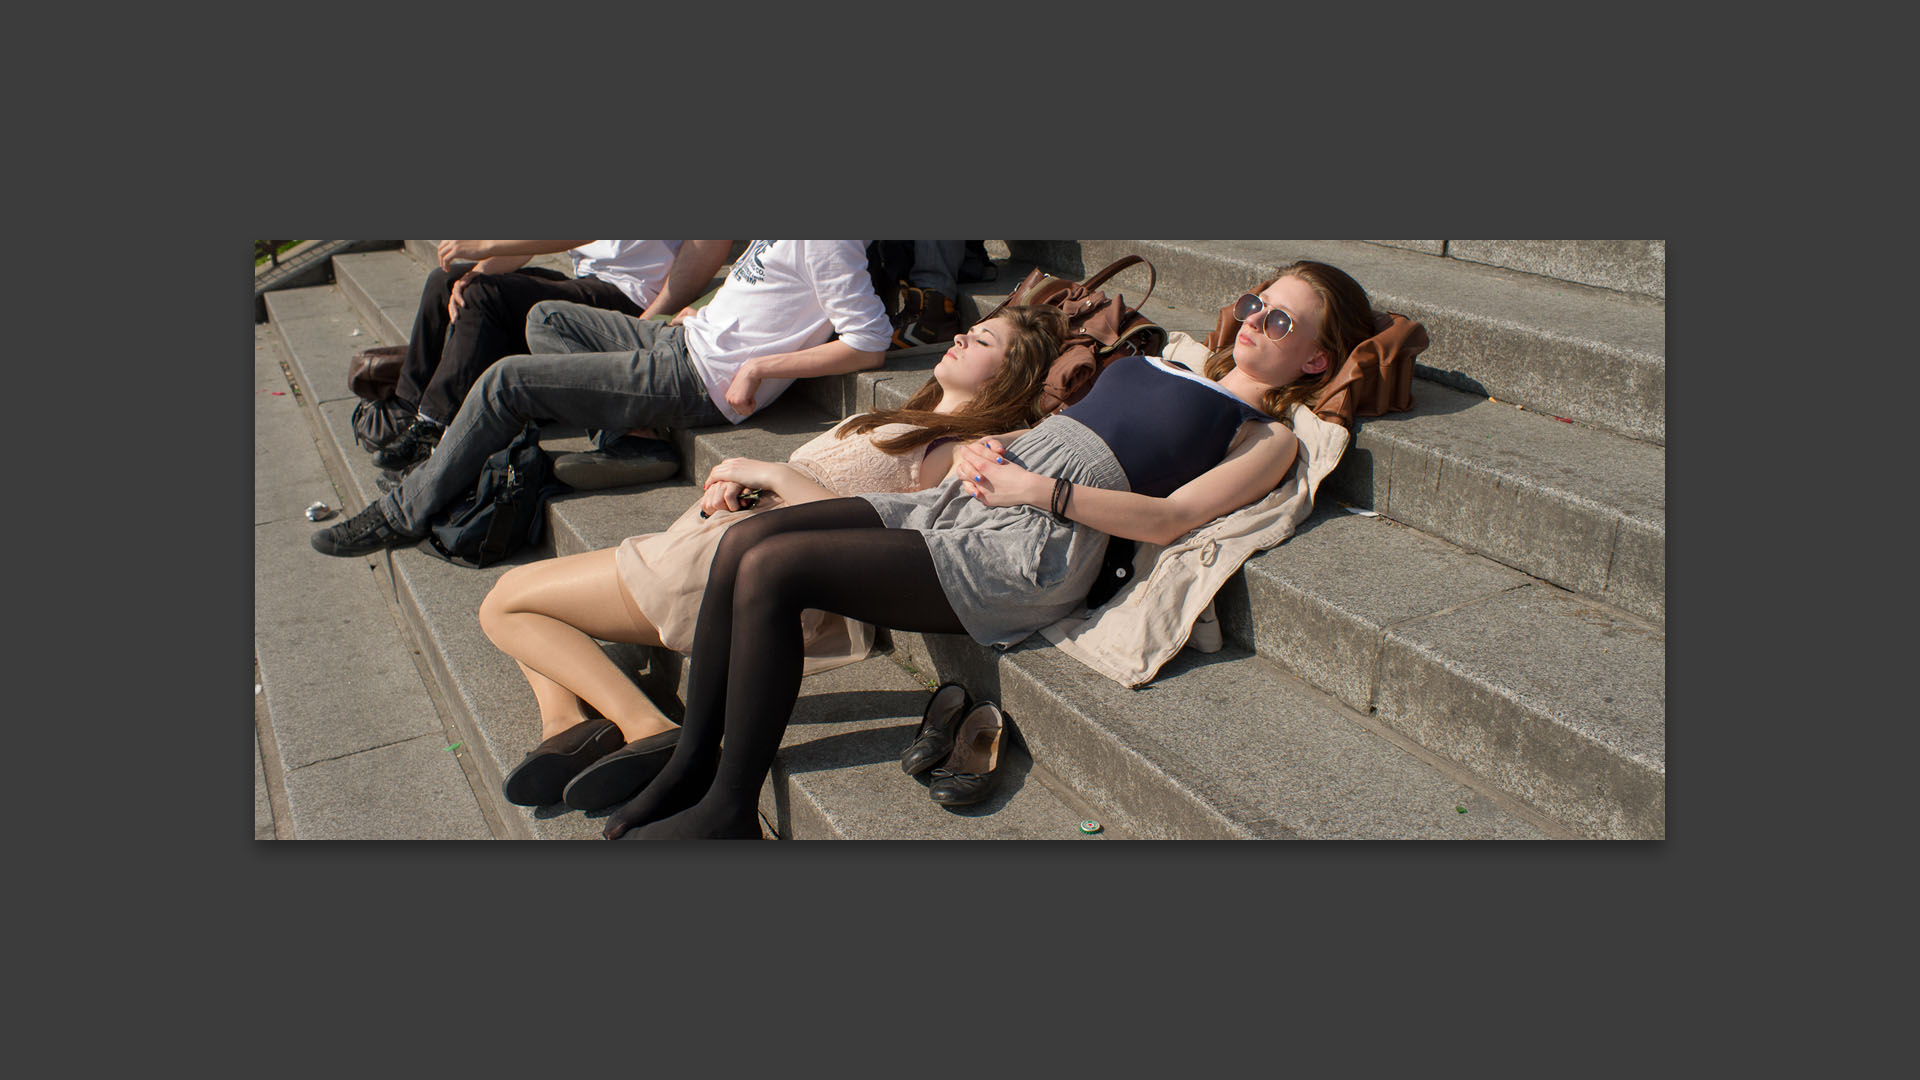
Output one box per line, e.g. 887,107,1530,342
1202,260,1376,421
840,305,1068,453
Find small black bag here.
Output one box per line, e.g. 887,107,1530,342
425,424,569,568
351,397,414,452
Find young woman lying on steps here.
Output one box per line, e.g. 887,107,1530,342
595,260,1383,839
475,305,1069,812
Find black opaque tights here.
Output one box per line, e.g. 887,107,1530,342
605,498,968,839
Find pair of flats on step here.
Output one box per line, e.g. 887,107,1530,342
501,717,681,811
899,683,1010,808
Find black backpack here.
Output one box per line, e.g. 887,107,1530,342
425,424,569,568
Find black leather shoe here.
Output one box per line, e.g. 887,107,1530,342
501,718,623,806
562,729,681,810
928,702,1008,807
901,682,970,776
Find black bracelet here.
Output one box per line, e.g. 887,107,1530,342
1051,476,1072,523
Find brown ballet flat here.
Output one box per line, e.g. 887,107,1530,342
562,729,682,811
501,718,624,806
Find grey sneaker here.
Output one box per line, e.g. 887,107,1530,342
310,501,422,557
552,436,681,490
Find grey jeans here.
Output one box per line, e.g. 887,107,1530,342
906,240,964,297
378,301,726,534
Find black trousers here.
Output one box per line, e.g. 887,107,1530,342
396,265,646,424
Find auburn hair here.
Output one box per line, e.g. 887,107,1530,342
840,304,1068,453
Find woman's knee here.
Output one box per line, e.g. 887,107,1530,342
478,563,534,635
732,535,813,611
711,510,788,569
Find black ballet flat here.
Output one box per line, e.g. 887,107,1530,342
928,702,1009,808
901,682,971,776
562,729,681,811
501,718,624,806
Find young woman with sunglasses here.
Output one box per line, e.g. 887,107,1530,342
600,261,1379,839
476,305,1070,813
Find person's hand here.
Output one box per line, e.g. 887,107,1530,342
956,438,1042,508
725,361,764,415
446,270,474,321
706,456,779,493
700,480,750,516
668,305,697,326
437,240,484,271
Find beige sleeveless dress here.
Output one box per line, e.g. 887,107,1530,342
613,421,931,675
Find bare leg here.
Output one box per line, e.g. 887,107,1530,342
513,660,592,732
478,548,675,743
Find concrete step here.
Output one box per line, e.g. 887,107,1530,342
253,322,494,840
1216,506,1664,840
1003,239,1666,446
1326,379,1664,625
883,631,1555,840
254,240,402,322
1367,240,1664,301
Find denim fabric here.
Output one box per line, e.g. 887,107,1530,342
378,302,724,534
905,240,964,297
396,265,644,425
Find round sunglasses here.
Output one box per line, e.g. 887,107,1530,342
1232,293,1295,341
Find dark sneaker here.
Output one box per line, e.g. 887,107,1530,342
310,501,423,557
891,286,961,349
373,418,443,470
551,436,681,490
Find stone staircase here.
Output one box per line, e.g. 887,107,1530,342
253,240,1664,840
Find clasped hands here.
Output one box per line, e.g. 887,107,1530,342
700,457,780,516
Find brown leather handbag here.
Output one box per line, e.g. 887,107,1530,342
985,254,1168,414
347,345,407,401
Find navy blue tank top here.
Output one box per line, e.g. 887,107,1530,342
1059,354,1272,498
